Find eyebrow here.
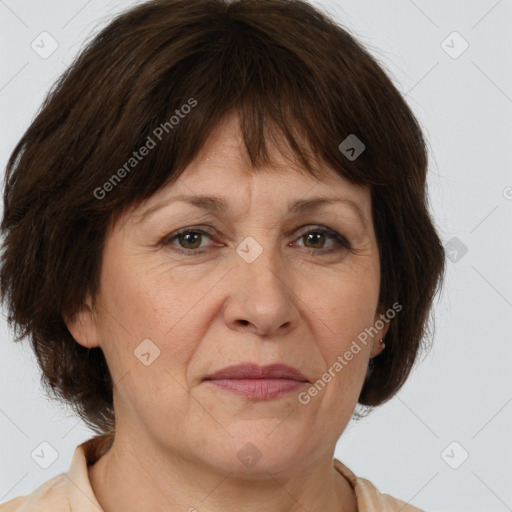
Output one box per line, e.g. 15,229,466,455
138,194,368,229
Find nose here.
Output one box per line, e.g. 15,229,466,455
222,243,300,338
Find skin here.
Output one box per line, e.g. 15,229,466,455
66,112,389,512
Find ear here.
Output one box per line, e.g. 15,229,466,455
369,304,391,358
63,294,101,349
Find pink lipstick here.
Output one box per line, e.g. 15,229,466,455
204,363,308,400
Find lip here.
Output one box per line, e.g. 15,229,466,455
203,363,309,400
204,363,308,381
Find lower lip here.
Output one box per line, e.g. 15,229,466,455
205,378,306,399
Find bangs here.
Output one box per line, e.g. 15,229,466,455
80,1,405,224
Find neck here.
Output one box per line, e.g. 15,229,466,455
87,432,357,512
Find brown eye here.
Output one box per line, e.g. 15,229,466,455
161,228,216,255
295,227,350,255
303,231,326,249
177,232,203,249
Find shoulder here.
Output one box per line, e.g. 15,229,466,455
0,474,68,511
356,477,425,512
333,459,425,512
0,433,111,512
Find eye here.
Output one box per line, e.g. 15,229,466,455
161,227,215,255
293,226,350,255
160,225,350,257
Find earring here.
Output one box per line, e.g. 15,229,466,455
369,338,386,366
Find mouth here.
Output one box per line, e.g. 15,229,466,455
203,363,309,400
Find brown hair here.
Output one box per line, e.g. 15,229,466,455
0,0,445,434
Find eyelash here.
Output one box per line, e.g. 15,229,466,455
160,226,351,257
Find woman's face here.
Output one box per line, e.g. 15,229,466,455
68,113,388,474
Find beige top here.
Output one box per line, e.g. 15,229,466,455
0,432,424,511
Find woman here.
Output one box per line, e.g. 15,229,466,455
0,0,445,510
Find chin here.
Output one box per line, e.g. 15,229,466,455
197,428,318,477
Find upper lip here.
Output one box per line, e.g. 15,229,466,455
204,363,308,382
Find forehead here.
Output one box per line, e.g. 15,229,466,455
112,112,373,236
146,113,370,209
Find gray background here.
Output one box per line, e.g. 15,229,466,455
1,1,511,510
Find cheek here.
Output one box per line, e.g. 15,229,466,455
99,245,210,334
95,265,207,389
307,268,380,345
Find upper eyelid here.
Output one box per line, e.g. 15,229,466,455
169,224,341,238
